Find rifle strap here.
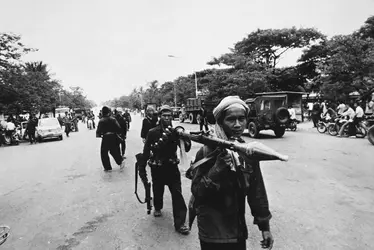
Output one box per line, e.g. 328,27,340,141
189,147,220,171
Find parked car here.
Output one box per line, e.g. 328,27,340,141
245,95,290,138
36,118,63,142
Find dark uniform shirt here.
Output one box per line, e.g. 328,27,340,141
192,146,271,243
26,118,37,133
141,116,158,139
143,125,191,162
115,114,127,135
96,116,121,137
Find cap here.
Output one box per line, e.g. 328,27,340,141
159,105,172,113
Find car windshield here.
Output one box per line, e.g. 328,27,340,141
39,118,59,127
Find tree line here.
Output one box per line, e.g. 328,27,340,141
105,15,374,109
0,33,96,115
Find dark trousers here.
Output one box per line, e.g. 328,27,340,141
28,131,36,143
200,240,246,250
100,135,122,170
311,113,319,127
119,134,126,156
151,165,187,229
65,123,71,137
200,120,208,132
350,117,363,135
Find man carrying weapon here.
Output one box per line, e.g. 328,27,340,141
138,105,191,235
190,96,275,250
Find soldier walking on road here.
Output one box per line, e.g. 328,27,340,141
96,106,124,171
191,96,274,250
139,105,191,235
124,109,132,131
63,112,72,137
114,109,127,158
140,106,158,144
25,114,37,144
199,104,209,132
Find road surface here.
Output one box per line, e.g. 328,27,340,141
0,115,373,249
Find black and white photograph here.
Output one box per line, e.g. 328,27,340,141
1,0,374,249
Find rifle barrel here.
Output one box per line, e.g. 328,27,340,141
174,126,288,162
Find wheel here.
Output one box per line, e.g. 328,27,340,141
327,124,339,136
368,125,374,145
355,126,367,138
4,135,11,144
59,135,63,140
248,122,260,138
189,113,196,124
38,137,43,143
275,107,290,124
274,127,285,138
317,123,326,133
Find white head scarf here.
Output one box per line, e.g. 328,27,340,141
212,96,249,140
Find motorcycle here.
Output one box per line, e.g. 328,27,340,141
1,129,20,145
327,117,367,138
317,118,335,134
363,115,374,145
285,119,297,131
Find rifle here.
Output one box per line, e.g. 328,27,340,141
169,126,288,172
135,153,152,214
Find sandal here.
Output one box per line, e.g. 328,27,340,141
154,210,162,217
176,225,190,235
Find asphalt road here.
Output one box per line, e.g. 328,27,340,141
0,115,373,250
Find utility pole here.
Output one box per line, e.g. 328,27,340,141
174,81,177,107
194,72,198,98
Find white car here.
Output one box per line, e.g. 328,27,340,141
36,118,63,142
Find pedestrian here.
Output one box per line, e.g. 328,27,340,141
311,101,321,127
115,109,127,158
288,105,297,122
57,114,63,127
140,106,158,144
96,106,124,171
63,112,72,137
25,114,37,144
72,114,79,132
124,109,132,131
365,93,374,115
199,104,209,132
191,96,274,250
139,105,191,235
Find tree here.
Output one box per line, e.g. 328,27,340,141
205,27,325,99
0,33,35,112
211,27,325,69
355,15,374,39
317,35,374,100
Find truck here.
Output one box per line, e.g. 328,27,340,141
179,96,217,124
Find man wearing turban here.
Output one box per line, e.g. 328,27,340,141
191,96,274,250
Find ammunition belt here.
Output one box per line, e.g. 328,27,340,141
148,158,180,167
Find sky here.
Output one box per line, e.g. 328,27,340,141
1,0,374,104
